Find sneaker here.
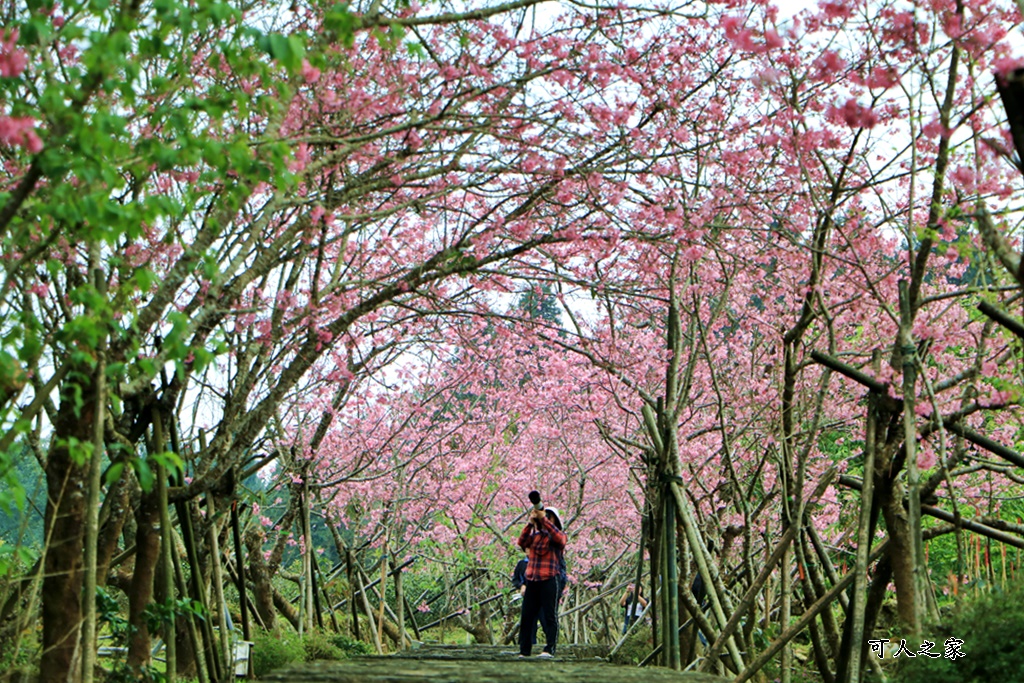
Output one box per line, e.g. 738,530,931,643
537,651,554,658
517,654,528,658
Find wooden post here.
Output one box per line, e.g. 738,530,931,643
230,499,251,642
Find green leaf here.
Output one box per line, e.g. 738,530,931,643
133,457,155,491
134,267,158,292
209,1,236,24
266,33,303,72
151,450,184,477
406,41,425,59
325,3,358,48
104,461,125,487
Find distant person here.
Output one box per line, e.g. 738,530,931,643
510,555,536,644
517,505,566,658
619,583,648,634
691,572,709,646
512,557,529,599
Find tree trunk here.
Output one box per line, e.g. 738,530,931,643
880,475,917,630
96,471,133,587
40,378,95,683
246,527,278,630
273,585,301,631
126,487,162,671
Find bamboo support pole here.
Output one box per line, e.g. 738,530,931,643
807,523,849,611
403,595,422,640
417,592,505,631
312,555,340,632
780,545,792,683
171,532,209,683
365,573,408,640
921,504,1024,549
155,412,176,682
659,502,670,666
732,541,890,683
172,430,222,682
799,532,841,663
207,495,232,675
700,466,835,675
837,476,1024,550
845,394,879,683
346,550,360,641
225,559,268,632
701,523,797,671
302,490,322,631
666,494,681,669
81,262,106,683
196,432,231,679
332,557,419,610
230,500,250,641
353,566,384,654
668,481,744,672
899,280,926,639
394,559,406,649
177,502,221,680
376,534,388,647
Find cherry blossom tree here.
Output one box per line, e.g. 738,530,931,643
0,0,742,678
3,0,1024,681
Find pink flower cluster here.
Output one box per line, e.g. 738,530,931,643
827,98,878,129
0,29,27,77
0,116,42,153
720,16,783,54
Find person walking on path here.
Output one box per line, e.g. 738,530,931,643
517,505,567,657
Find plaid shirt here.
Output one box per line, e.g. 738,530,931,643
518,517,567,582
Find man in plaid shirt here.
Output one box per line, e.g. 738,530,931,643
517,506,567,657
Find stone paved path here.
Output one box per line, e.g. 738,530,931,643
262,644,731,682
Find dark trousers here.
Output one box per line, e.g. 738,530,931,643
519,577,558,656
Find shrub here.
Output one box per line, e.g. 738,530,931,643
894,582,1024,683
608,622,652,665
301,630,344,661
251,628,303,677
329,633,374,658
250,627,375,674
